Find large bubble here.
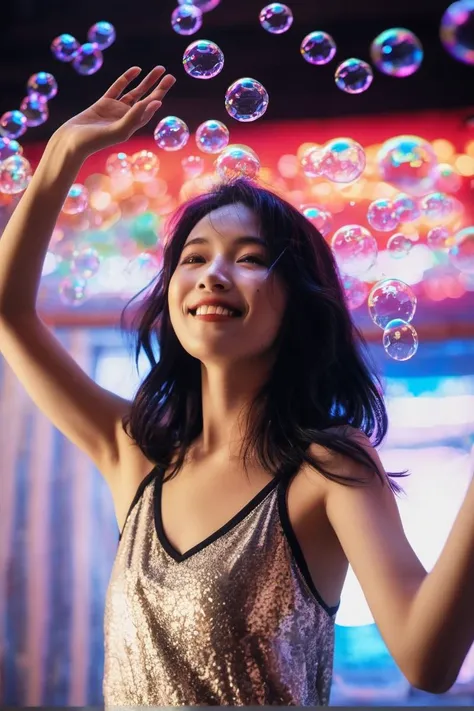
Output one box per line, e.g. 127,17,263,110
73,43,104,75
377,135,438,195
368,278,417,328
440,0,474,65
0,155,32,194
171,4,203,35
87,22,116,50
300,31,336,65
183,40,224,79
225,78,269,122
367,198,399,232
0,110,28,139
321,138,366,183
154,116,190,151
335,58,373,93
195,119,230,153
331,224,378,276
27,72,58,100
215,144,260,180
448,226,474,273
370,28,423,76
383,319,419,361
51,34,80,62
259,3,294,34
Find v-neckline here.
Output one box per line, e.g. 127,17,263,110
153,470,280,563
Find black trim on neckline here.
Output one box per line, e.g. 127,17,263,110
154,472,279,563
277,479,340,617
118,464,161,542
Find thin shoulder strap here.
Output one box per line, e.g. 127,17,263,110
118,464,162,541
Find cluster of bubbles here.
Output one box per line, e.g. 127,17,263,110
0,72,57,142
300,138,366,183
51,22,116,76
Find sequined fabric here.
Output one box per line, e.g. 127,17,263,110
103,468,339,706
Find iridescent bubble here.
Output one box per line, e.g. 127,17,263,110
63,184,89,214
387,233,414,258
448,226,474,273
367,198,399,232
73,43,104,75
183,40,224,79
427,225,450,249
321,138,366,183
27,72,58,100
154,116,190,151
87,22,116,50
182,155,205,178
383,319,418,361
71,247,101,278
335,58,373,94
171,4,203,35
392,192,421,222
341,274,369,310
215,144,260,180
301,204,333,237
59,276,88,307
195,119,230,153
300,145,324,178
0,111,27,139
0,137,22,161
0,155,32,194
51,34,80,62
440,0,474,65
225,78,269,122
368,278,417,328
377,136,438,195
131,150,160,181
300,31,337,65
106,151,133,177
370,28,423,77
20,93,49,127
259,3,294,34
419,191,456,220
178,0,220,11
331,224,378,276
434,163,462,193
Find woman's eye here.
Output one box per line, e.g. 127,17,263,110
180,254,265,265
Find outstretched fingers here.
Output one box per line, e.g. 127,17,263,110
120,65,167,105
103,66,142,100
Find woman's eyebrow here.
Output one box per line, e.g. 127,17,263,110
182,235,268,249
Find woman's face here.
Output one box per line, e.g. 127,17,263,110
168,202,288,365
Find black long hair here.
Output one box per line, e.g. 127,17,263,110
120,177,409,495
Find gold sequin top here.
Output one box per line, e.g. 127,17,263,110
103,465,340,706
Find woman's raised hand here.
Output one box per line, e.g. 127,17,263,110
54,66,176,157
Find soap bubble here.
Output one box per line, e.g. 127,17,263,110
195,119,230,153
440,0,474,65
171,4,203,35
367,198,399,232
387,233,414,258
331,224,378,276
300,204,333,237
87,22,116,50
27,72,58,100
106,152,133,177
63,184,89,214
321,138,366,182
183,40,224,79
182,155,205,178
300,31,336,65
341,275,369,310
225,78,269,122
73,43,103,75
419,191,456,220
370,28,423,76
0,155,32,194
259,3,294,34
300,145,324,178
178,0,220,11
392,193,421,222
51,34,80,62
434,163,462,193
215,144,260,180
0,110,27,139
448,226,474,273
335,58,373,93
368,278,417,328
427,225,450,249
20,93,49,127
154,116,190,151
131,150,160,181
0,137,22,161
71,247,101,278
383,319,418,361
59,276,88,307
377,136,438,195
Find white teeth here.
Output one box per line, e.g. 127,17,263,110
194,305,237,316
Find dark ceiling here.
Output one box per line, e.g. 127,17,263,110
1,0,472,143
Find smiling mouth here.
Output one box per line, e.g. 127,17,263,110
188,307,243,318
